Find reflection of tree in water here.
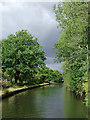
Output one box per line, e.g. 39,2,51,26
39,85,63,97
2,90,42,118
2,85,88,118
64,88,88,118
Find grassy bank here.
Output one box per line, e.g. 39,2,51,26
0,83,50,99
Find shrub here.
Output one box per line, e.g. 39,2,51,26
2,81,12,88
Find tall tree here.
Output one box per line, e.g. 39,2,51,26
2,30,46,84
53,2,88,95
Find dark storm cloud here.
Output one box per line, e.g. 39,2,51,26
1,2,62,71
42,25,60,57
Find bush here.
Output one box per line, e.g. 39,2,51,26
2,81,12,88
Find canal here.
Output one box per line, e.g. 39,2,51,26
2,84,88,118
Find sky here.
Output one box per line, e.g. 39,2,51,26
1,2,63,72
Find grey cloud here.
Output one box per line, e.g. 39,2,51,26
46,63,63,72
2,2,58,39
45,56,54,64
45,56,62,72
2,2,62,71
40,25,60,57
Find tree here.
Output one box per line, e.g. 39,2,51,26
38,66,63,83
53,2,88,96
2,30,46,84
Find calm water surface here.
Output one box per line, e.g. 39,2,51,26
2,85,88,118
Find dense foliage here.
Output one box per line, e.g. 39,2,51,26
38,66,63,84
2,30,46,84
53,2,89,105
1,30,63,86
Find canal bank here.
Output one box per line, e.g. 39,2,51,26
2,84,88,118
0,83,50,99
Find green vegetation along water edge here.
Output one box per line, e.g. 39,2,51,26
0,30,63,99
53,2,89,106
1,83,50,99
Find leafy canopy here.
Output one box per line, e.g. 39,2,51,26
53,2,88,98
2,30,46,83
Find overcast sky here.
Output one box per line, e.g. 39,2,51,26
1,2,62,72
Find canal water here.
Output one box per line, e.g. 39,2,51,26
2,84,88,118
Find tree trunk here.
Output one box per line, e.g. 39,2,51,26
11,79,13,84
21,80,23,84
15,74,18,84
15,70,20,84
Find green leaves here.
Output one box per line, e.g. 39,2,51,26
37,66,63,83
2,30,46,83
53,2,88,102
